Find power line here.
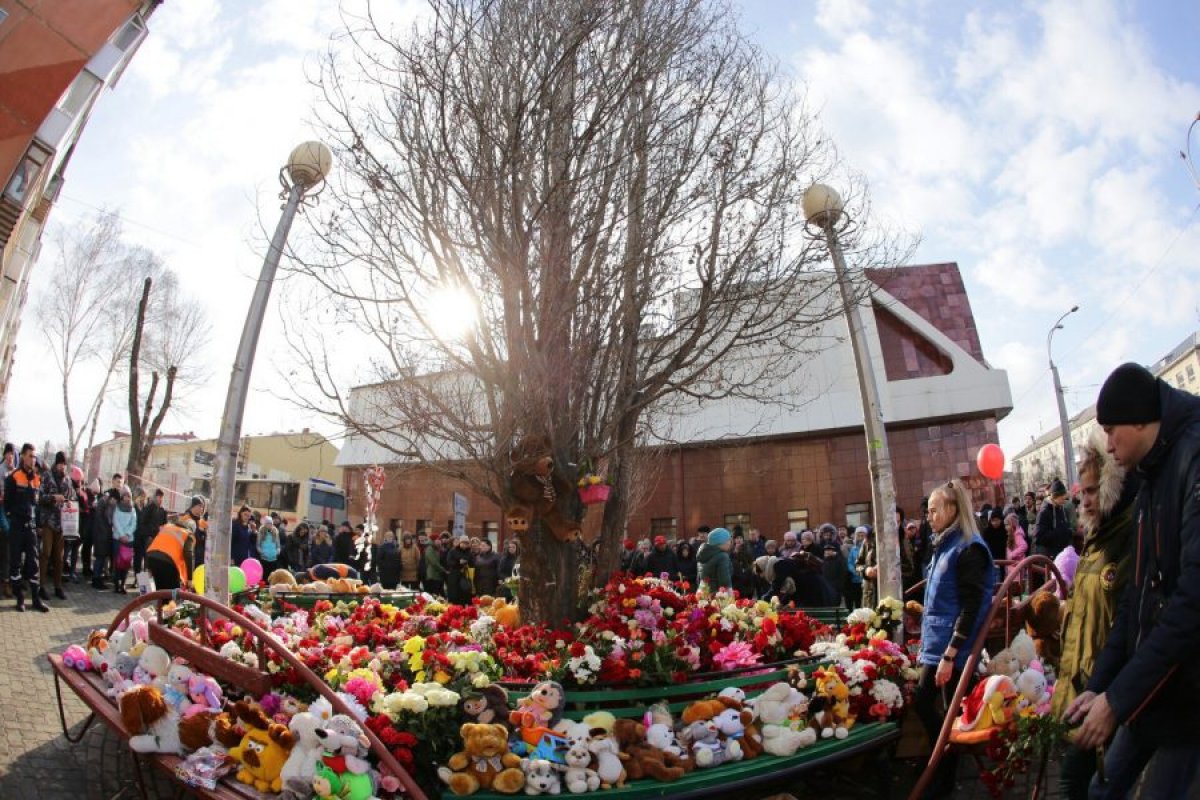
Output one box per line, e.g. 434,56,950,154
56,193,204,247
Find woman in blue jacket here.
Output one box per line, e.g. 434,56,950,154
915,479,995,798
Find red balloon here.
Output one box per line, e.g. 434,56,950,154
976,444,1005,480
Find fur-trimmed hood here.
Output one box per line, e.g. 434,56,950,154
1078,431,1139,532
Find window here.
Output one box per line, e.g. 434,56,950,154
787,509,809,533
482,521,499,545
3,141,51,205
723,513,750,536
310,487,345,512
650,517,677,540
388,518,404,533
845,502,872,529
415,519,433,536
56,71,101,117
111,14,147,51
1188,365,1196,382
1177,374,1186,388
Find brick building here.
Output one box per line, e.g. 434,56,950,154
338,263,1013,543
0,0,159,399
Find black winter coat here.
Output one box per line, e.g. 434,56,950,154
473,551,500,596
377,541,402,589
1087,383,1200,744
644,547,679,579
1034,500,1072,555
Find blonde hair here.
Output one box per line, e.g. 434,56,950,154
929,479,977,541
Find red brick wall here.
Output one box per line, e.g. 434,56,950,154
342,416,1004,544
867,264,985,365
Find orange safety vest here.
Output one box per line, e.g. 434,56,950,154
147,524,191,581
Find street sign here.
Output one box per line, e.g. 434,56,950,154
452,492,469,537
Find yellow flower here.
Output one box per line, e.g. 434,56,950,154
403,636,426,655
324,667,339,684
434,670,452,685
415,670,426,683
588,475,601,485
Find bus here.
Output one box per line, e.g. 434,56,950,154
191,477,346,526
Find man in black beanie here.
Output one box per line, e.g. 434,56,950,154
1066,362,1200,798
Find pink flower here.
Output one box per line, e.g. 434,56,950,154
712,641,761,671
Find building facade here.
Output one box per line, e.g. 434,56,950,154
87,430,341,520
0,0,158,399
1012,328,1200,492
337,263,1013,543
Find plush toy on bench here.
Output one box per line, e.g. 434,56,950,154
312,714,376,800
228,701,296,793
437,722,525,795
810,669,854,740
612,718,686,781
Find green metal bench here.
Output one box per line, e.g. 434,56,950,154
484,654,899,799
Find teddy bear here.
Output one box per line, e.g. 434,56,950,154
810,669,853,740
504,435,580,542
229,701,297,793
280,711,325,800
438,723,526,795
521,758,565,796
680,719,734,767
183,673,223,718
611,718,686,781
462,684,512,729
751,682,817,757
133,644,171,688
161,661,194,715
984,647,1021,680
561,737,600,793
177,705,243,753
268,568,299,592
1009,630,1037,671
644,719,691,767
1024,591,1063,669
585,727,626,789
714,695,763,759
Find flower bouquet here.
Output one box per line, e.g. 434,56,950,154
576,473,611,505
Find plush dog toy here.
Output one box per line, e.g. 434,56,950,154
280,711,324,800
810,669,854,739
121,685,182,754
521,757,564,796
311,714,375,800
612,718,686,781
586,727,626,789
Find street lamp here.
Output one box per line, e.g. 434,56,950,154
1047,305,1080,491
802,183,901,604
205,141,333,603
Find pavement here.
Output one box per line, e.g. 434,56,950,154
0,579,1080,800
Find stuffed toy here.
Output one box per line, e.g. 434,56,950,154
280,711,324,800
62,644,90,671
810,669,853,740
311,714,375,800
183,674,223,718
268,568,299,592
751,683,816,757
104,652,139,697
504,435,580,542
714,696,762,759
86,630,109,672
178,708,243,753
462,684,512,728
486,597,521,628
1015,661,1052,715
561,734,600,794
679,698,727,726
984,648,1020,680
229,701,297,793
586,727,626,789
952,674,1018,744
1010,630,1036,671
521,758,565,796
437,723,525,795
1024,592,1063,669
162,661,194,715
134,644,171,688
121,685,183,754
612,718,686,781
579,711,615,735
511,681,566,731
718,687,746,704
680,720,733,767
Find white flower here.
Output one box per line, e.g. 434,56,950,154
425,688,461,707
870,679,903,709
400,693,429,714
472,673,491,688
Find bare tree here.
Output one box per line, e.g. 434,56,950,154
284,0,904,623
36,213,166,463
124,274,208,491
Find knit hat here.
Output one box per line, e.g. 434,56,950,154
653,535,666,547
54,451,66,466
1096,363,1161,426
623,538,635,551
706,527,731,546
855,525,870,536
1050,479,1068,498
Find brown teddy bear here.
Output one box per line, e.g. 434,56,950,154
504,435,580,542
1024,591,1063,669
680,699,727,726
437,723,525,796
612,718,686,781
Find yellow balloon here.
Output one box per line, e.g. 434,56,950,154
192,565,205,594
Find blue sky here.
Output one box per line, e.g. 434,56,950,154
9,0,1200,469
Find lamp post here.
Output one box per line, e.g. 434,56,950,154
205,142,333,603
1047,305,1079,491
802,184,901,605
